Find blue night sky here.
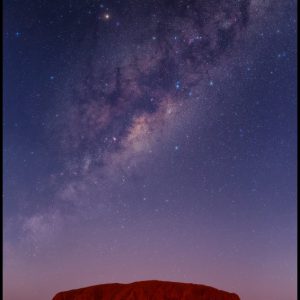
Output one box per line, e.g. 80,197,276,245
4,1,297,300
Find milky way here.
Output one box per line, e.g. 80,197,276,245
4,1,297,300
56,1,251,175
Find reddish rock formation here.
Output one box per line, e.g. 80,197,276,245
52,280,240,300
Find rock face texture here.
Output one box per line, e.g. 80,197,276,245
52,280,240,300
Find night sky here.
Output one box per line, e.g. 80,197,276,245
3,1,297,300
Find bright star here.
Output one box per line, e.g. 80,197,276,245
104,13,110,20
100,13,111,21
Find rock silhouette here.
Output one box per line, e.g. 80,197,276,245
52,280,240,300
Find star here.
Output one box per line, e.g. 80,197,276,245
103,13,110,20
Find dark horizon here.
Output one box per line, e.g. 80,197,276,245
4,1,297,300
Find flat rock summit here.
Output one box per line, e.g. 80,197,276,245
52,280,240,300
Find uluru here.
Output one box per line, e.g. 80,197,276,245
52,280,240,300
